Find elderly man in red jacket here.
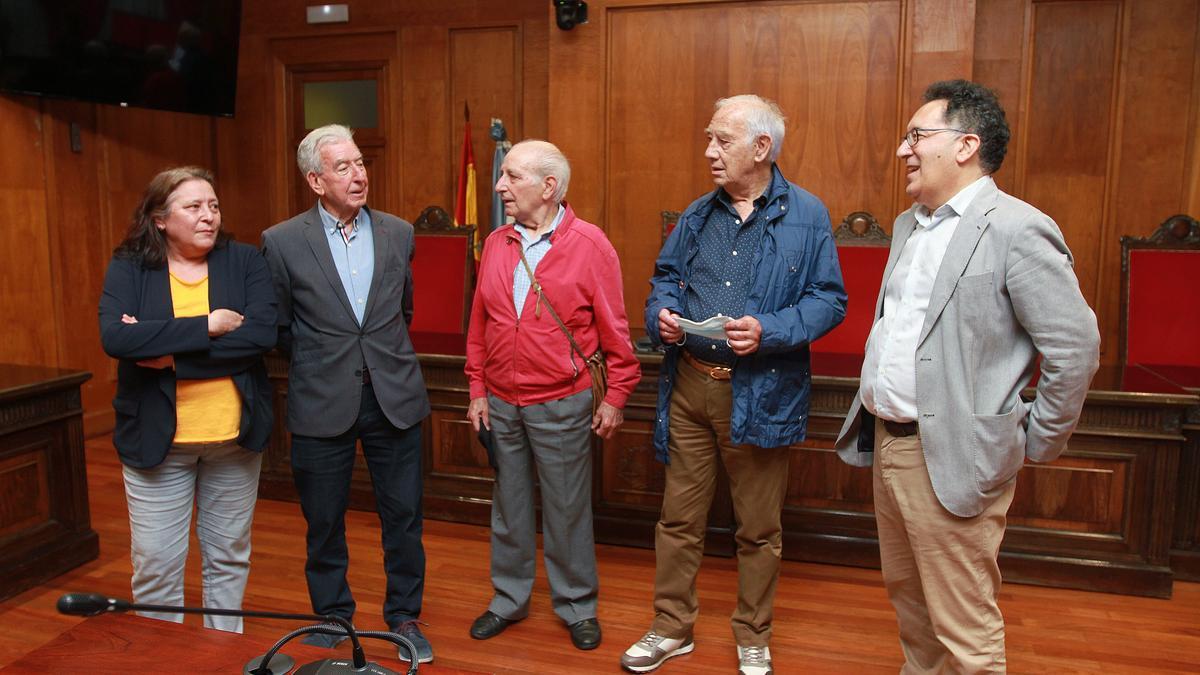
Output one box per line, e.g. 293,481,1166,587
464,139,641,651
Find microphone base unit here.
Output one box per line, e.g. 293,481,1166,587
56,593,415,675
295,659,402,674
243,653,296,675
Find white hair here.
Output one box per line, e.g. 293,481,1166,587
714,94,786,163
510,139,571,203
296,124,354,175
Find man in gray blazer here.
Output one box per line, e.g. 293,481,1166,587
261,124,433,663
836,81,1100,673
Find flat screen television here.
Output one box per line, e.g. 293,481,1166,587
0,0,241,117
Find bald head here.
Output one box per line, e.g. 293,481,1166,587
507,139,571,204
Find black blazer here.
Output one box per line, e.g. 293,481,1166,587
98,240,278,468
261,205,430,437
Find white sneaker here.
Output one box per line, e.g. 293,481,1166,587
621,630,695,672
737,645,773,675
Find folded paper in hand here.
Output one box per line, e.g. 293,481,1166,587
675,314,733,340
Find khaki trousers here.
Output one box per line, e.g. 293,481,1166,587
651,359,791,647
873,417,1016,674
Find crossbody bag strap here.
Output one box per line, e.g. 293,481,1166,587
515,244,591,366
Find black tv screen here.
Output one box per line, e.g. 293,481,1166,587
0,0,241,117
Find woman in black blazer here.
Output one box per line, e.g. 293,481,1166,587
98,166,276,633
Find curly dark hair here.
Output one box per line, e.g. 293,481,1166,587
923,79,1010,174
113,166,229,268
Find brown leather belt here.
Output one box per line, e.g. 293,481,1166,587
883,419,919,437
680,350,733,381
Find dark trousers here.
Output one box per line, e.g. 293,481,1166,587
290,382,424,627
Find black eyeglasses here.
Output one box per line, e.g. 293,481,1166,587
901,127,967,147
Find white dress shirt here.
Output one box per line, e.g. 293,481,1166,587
860,176,993,422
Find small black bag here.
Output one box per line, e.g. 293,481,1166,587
478,426,498,473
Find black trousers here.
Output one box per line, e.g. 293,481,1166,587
290,382,424,627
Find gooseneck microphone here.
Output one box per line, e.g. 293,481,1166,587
56,593,418,675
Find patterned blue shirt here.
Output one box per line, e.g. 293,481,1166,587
683,171,786,365
512,205,566,315
318,201,374,325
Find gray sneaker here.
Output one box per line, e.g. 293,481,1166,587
737,645,773,675
621,630,694,672
392,620,434,664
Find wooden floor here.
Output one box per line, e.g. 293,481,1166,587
1,439,1198,674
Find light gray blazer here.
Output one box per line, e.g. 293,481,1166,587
835,180,1100,517
261,205,430,437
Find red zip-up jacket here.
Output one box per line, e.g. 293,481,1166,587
465,203,640,408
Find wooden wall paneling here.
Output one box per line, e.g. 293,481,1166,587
599,424,662,510
604,3,729,328
269,35,376,224
416,354,494,525
287,64,393,216
0,97,58,368
973,0,1028,193
548,0,608,227
241,0,546,38
96,106,216,258
906,0,976,100
1174,421,1200,579
900,0,976,206
594,1,903,336
400,25,451,219
214,35,275,243
1021,1,1119,335
0,367,97,602
1007,452,1129,535
769,2,901,224
1102,0,1200,367
1189,12,1200,217
595,367,666,549
520,15,551,144
0,447,50,538
450,26,520,231
266,38,294,233
267,33,398,218
39,100,114,433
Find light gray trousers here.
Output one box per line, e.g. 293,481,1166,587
122,441,262,633
486,389,598,625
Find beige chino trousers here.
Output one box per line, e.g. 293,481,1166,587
873,417,1016,674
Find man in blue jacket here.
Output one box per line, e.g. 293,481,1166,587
623,95,846,675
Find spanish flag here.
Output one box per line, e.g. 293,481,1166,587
454,104,477,247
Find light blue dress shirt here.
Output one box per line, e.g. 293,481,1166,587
512,204,565,315
318,201,374,325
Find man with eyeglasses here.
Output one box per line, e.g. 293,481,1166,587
836,80,1100,672
261,124,434,664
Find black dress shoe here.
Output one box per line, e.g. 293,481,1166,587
568,617,602,650
470,611,515,640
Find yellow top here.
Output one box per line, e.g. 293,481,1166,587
169,273,241,443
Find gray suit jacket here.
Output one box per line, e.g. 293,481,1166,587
262,205,430,437
835,180,1100,517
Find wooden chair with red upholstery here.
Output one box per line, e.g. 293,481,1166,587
1123,215,1200,583
811,211,891,377
408,205,476,355
1120,214,1200,381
